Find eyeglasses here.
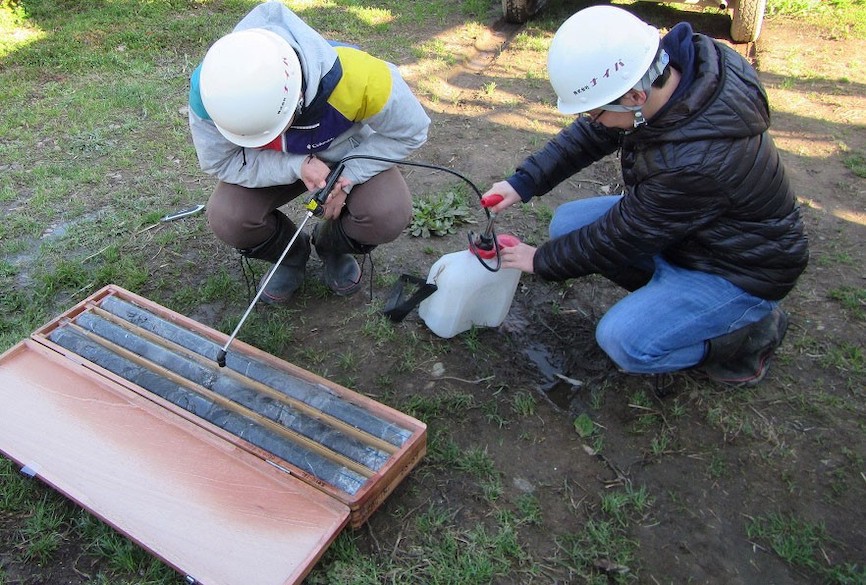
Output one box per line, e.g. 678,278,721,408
579,99,638,123
579,109,605,123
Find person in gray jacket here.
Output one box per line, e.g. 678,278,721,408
189,1,430,300
483,6,808,386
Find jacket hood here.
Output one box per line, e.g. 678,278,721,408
643,34,771,143
233,1,338,108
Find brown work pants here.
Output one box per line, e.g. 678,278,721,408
206,167,413,250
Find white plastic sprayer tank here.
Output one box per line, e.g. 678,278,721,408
418,235,521,338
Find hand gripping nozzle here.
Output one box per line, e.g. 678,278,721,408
305,163,346,217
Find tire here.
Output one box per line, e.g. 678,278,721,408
502,0,542,24
730,0,766,42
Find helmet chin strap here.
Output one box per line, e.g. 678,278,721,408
599,49,670,128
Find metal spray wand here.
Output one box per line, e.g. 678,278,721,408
216,163,344,367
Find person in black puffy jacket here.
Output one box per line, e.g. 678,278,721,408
482,6,808,386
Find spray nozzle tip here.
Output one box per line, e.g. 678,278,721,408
216,350,227,368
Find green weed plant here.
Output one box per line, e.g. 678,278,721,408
408,187,477,238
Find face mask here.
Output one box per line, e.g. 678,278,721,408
596,49,670,128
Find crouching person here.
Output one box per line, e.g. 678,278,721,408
188,1,430,301
483,7,809,386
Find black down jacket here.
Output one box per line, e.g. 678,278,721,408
521,34,808,301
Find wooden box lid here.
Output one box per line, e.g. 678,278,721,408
0,285,427,584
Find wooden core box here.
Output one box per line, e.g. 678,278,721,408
0,285,426,585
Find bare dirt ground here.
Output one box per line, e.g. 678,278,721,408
287,5,866,583
333,5,866,584
2,2,864,584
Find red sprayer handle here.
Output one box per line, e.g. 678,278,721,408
481,193,504,208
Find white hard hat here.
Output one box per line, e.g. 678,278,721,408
199,28,303,148
548,6,660,115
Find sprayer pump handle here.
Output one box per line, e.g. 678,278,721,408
481,194,504,208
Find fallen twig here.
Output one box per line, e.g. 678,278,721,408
435,375,495,384
554,372,583,387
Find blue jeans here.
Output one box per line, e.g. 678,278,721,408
549,196,778,374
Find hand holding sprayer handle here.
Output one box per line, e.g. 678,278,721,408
481,181,521,214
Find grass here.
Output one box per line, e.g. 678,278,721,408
304,506,529,584
829,286,866,320
20,496,66,564
746,512,866,584
0,0,492,351
766,0,866,35
511,390,537,417
566,519,633,579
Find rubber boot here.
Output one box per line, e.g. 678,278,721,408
239,212,311,305
311,220,375,296
698,307,789,386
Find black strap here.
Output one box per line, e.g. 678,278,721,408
382,274,437,323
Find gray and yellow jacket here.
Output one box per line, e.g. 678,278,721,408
188,1,430,191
